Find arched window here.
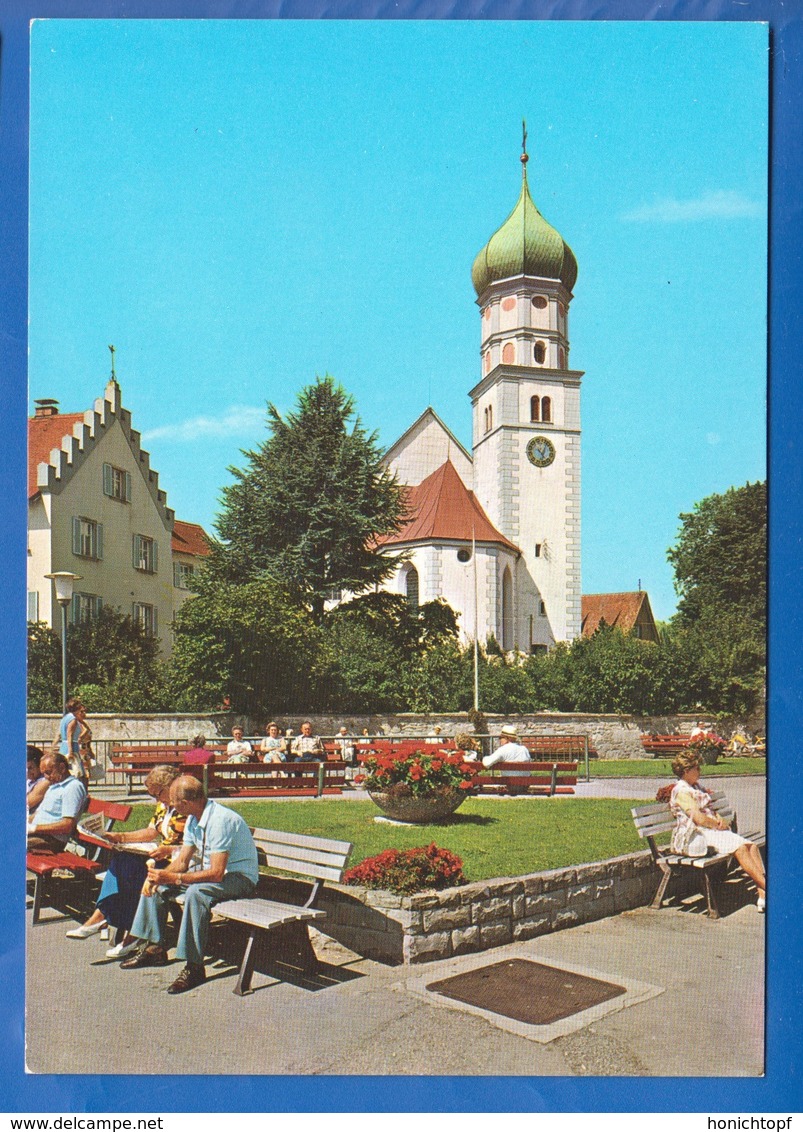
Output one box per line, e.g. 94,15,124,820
405,566,420,612
488,404,493,430
558,347,566,369
541,396,552,423
484,351,491,375
534,341,546,364
502,342,515,364
483,305,491,322
530,396,540,423
501,566,513,652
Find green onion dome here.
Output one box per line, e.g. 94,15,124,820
472,159,578,297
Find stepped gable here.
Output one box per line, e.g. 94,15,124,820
28,381,175,529
581,592,650,636
378,459,519,553
172,519,211,557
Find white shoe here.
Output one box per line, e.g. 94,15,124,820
66,920,107,939
106,939,139,959
757,897,766,913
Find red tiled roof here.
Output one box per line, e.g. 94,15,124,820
172,519,211,557
378,460,519,553
28,413,84,498
581,592,650,636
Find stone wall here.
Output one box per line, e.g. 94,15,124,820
27,710,765,758
318,851,658,964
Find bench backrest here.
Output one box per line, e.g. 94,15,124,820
251,827,352,883
631,789,734,841
521,737,587,755
86,796,133,824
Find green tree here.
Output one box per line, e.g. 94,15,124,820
212,376,408,620
168,573,325,716
27,608,168,713
667,481,766,714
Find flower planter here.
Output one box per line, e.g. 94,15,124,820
700,747,721,765
368,787,468,823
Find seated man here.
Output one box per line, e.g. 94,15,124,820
226,725,253,764
481,725,531,778
291,720,324,762
335,726,355,763
27,752,88,853
121,775,258,994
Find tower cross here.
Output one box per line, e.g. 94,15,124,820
108,344,117,382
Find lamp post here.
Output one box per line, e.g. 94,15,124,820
45,572,81,711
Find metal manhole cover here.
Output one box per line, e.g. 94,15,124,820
426,958,627,1026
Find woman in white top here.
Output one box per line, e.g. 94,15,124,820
669,751,766,911
259,722,287,764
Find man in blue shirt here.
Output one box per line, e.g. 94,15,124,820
27,753,87,853
121,775,258,994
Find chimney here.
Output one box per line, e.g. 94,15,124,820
34,399,60,418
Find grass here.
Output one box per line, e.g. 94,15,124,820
118,796,652,882
589,757,765,778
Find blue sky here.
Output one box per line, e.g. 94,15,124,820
28,19,768,622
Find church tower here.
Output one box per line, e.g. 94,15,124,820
469,132,582,651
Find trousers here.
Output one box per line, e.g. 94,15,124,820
130,871,255,965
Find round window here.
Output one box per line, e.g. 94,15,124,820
457,548,472,563
502,297,516,311
532,296,548,309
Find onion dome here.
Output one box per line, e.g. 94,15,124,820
472,154,578,296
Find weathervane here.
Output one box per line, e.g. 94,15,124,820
521,119,528,167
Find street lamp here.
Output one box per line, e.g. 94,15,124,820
44,572,81,711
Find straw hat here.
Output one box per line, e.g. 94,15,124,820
500,725,518,739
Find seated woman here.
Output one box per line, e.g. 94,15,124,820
27,746,50,814
259,722,286,764
65,764,186,957
670,751,766,911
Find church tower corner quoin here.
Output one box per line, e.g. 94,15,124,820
469,134,583,653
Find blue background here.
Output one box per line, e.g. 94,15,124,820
2,0,800,1113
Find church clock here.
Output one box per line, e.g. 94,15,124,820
526,436,556,467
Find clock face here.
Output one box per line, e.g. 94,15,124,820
526,436,556,467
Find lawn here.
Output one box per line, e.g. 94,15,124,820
589,757,765,778
118,797,651,882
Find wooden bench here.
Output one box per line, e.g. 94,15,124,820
208,760,347,798
640,734,690,757
27,797,132,925
212,826,352,996
475,761,579,797
631,790,765,918
358,739,457,759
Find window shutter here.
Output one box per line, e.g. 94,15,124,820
27,591,39,622
103,463,112,497
152,607,158,638
70,594,79,625
152,540,158,573
72,516,82,556
133,534,140,569
173,562,180,587
94,595,103,619
125,472,132,502
96,523,103,560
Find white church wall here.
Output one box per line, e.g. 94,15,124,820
385,412,472,489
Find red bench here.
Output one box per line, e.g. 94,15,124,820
475,761,579,797
27,797,132,925
641,734,690,757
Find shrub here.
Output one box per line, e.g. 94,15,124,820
343,843,466,894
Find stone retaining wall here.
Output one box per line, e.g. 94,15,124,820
27,711,764,758
318,851,658,964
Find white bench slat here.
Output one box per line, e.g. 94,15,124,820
259,853,345,883
214,897,327,930
251,826,351,857
254,838,350,872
